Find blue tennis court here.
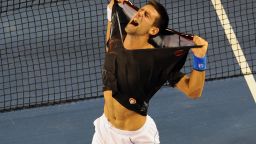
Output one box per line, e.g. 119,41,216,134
1,76,256,143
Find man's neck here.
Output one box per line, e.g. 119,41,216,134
124,34,153,50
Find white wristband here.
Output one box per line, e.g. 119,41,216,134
107,6,112,22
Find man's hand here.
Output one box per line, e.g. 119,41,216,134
191,36,208,58
108,0,115,9
108,0,128,9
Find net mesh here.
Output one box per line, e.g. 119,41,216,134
0,0,255,112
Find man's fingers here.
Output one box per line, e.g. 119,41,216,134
191,35,208,57
116,0,128,3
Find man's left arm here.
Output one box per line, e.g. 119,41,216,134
175,36,208,99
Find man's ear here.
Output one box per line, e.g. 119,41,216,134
149,26,159,36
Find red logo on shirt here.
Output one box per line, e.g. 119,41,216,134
175,50,185,57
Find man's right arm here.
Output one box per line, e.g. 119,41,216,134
106,0,115,52
106,0,127,52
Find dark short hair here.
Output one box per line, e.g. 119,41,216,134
147,0,169,34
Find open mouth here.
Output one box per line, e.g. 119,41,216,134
130,19,139,26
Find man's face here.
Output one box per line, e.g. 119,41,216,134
125,4,160,36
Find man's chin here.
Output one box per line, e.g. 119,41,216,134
125,25,136,33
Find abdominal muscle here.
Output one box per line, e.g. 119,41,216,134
103,90,146,131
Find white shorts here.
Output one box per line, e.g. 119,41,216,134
92,114,160,144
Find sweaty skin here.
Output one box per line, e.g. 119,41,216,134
104,0,208,131
104,91,146,131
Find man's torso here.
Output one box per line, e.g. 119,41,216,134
103,90,146,131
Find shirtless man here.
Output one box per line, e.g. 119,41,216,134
92,0,208,143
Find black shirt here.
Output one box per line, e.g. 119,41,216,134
102,39,188,116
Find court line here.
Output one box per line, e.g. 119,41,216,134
211,0,256,103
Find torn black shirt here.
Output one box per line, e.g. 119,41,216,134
102,39,188,116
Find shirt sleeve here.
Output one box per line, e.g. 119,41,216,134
167,71,185,87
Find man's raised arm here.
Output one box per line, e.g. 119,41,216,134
175,36,208,99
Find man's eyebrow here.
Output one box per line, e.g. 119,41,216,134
139,7,152,18
145,11,151,17
144,9,152,18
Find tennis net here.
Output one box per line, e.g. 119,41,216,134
0,0,255,112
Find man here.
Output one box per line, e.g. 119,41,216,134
92,0,208,143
